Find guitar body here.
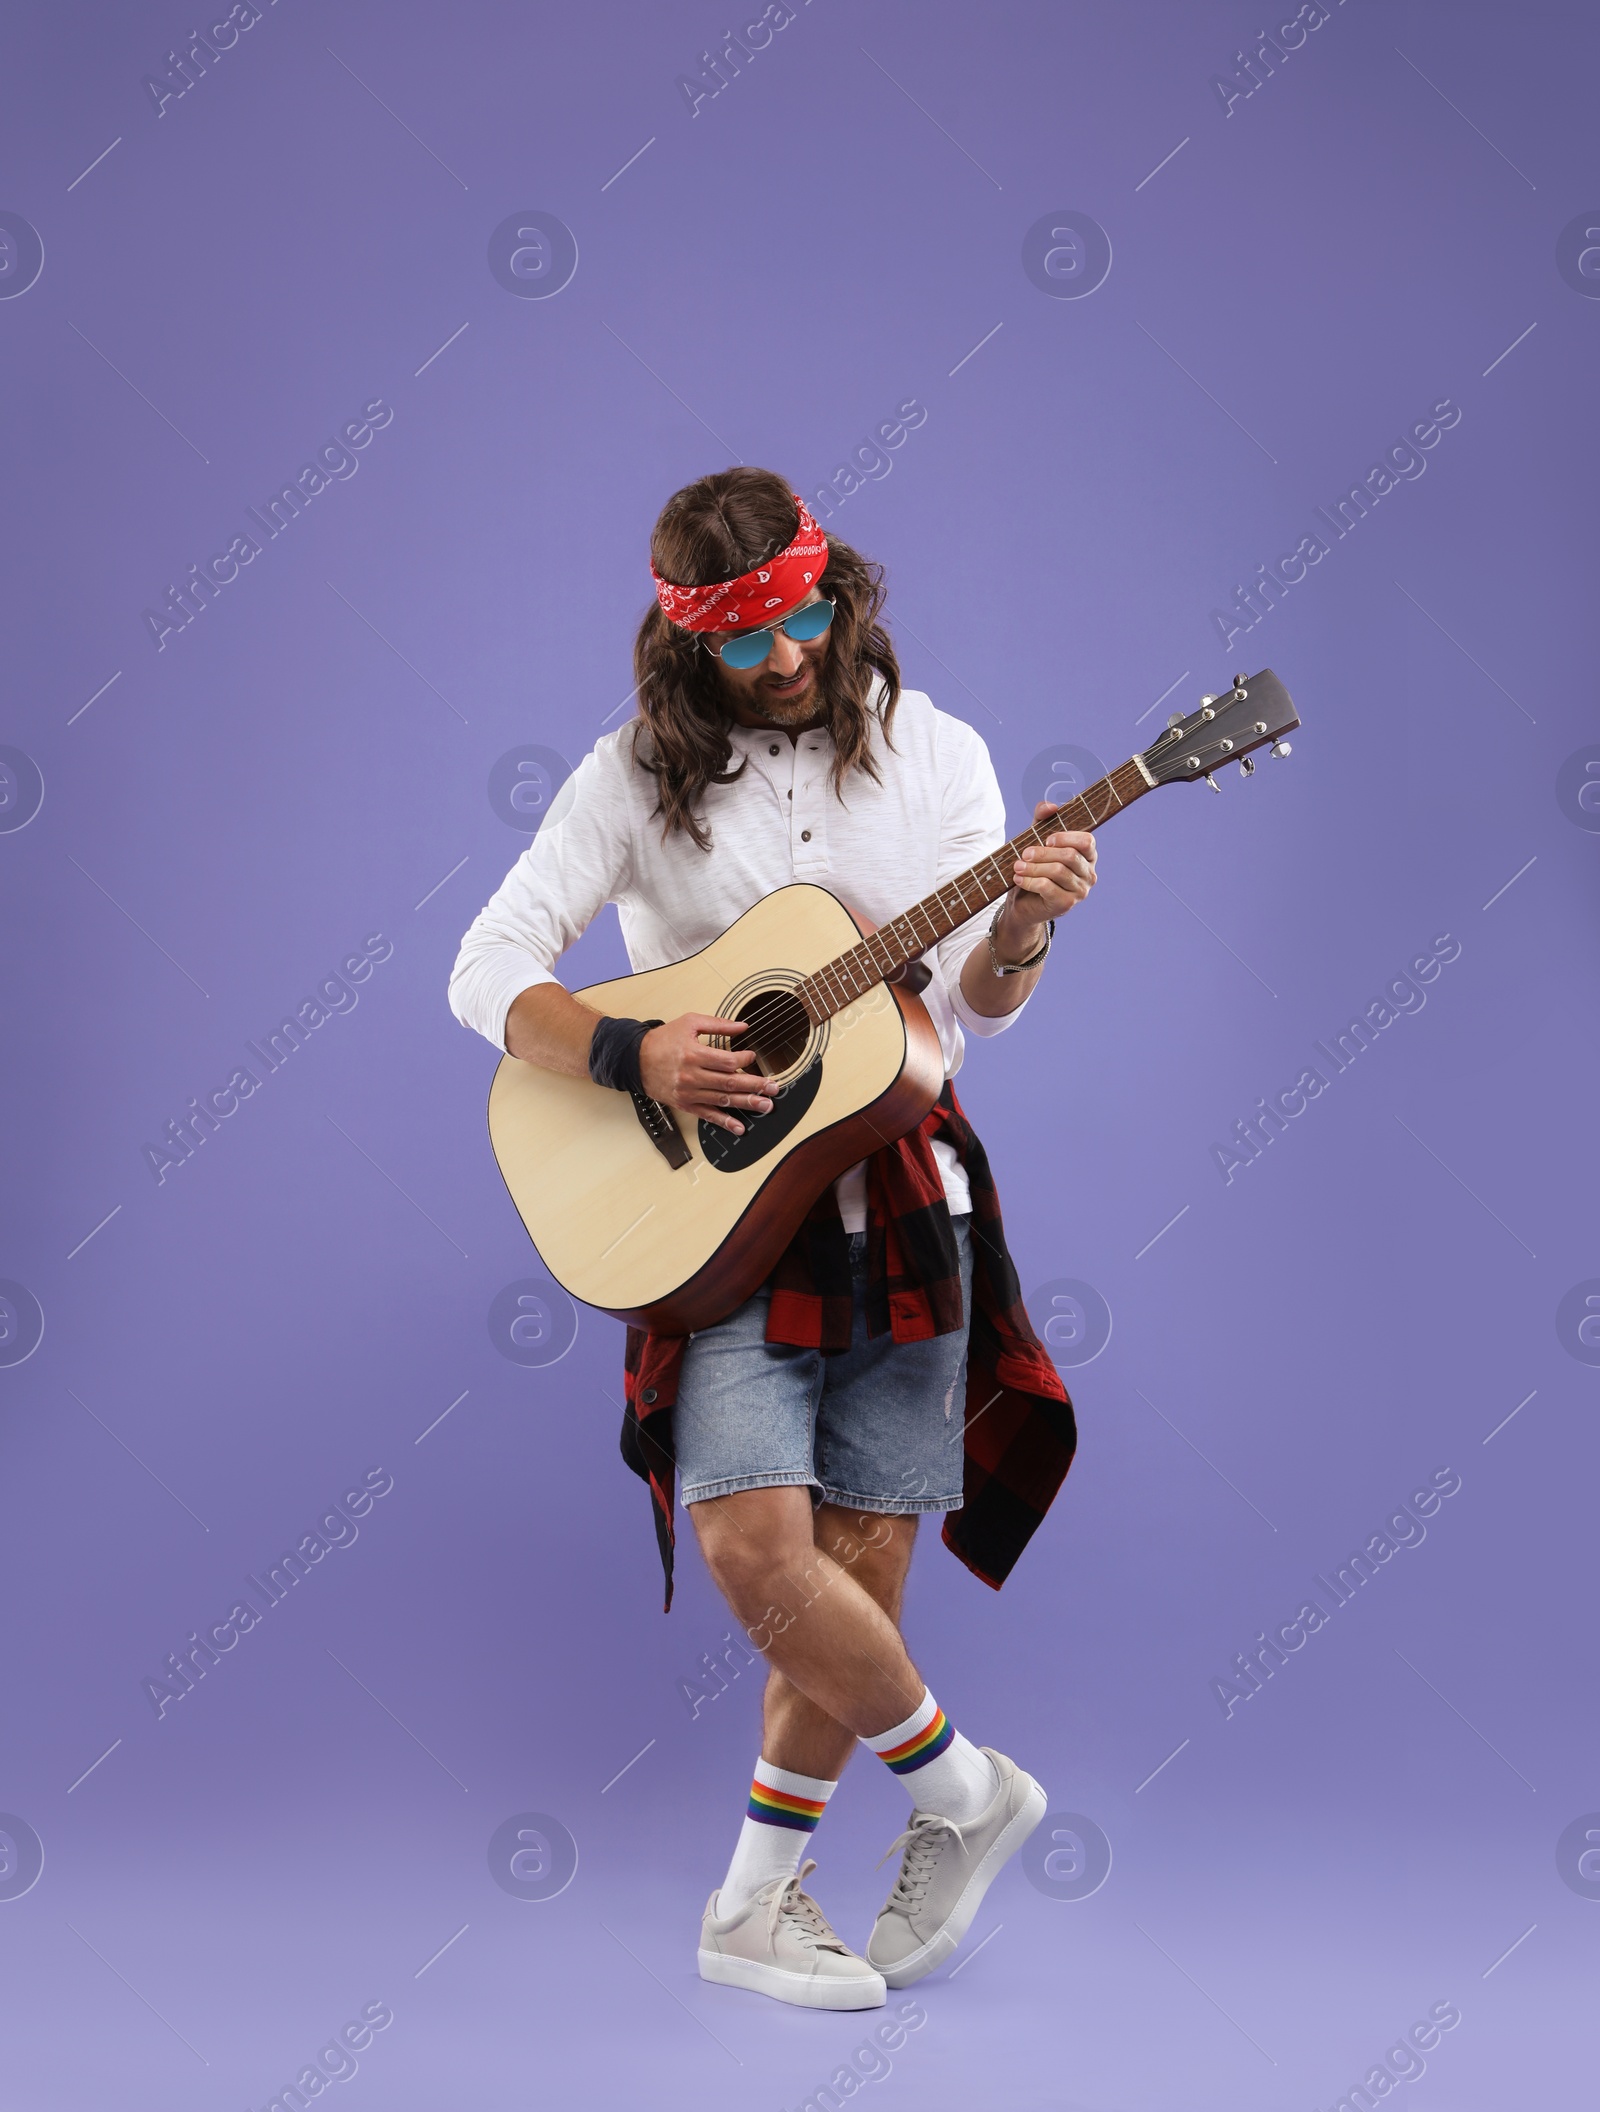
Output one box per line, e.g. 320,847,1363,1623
486,884,946,1333
482,669,1302,1337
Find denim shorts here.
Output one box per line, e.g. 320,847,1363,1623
674,1216,973,1515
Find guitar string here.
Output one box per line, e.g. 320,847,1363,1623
793,716,1283,1020
796,758,1150,1020
800,769,1139,1016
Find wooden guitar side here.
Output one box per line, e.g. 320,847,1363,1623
485,885,946,1333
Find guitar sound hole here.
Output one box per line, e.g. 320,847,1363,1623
735,987,813,1079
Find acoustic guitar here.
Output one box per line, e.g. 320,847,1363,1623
486,668,1300,1332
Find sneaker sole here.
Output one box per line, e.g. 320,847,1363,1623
698,1949,887,2011
874,1771,1049,1988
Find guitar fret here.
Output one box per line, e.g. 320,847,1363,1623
794,758,1154,1022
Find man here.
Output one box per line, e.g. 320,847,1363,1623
449,469,1096,2010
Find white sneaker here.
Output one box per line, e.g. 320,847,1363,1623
699,1860,887,2010
866,1747,1047,1987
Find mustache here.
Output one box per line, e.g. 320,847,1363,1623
760,649,825,687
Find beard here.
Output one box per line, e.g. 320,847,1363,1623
741,650,827,726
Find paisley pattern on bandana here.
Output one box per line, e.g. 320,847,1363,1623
650,496,830,631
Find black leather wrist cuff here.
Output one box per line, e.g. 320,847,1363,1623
587,1015,663,1097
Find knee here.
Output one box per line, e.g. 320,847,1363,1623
815,1508,915,1616
700,1534,806,1627
691,1490,819,1623
701,1540,775,1625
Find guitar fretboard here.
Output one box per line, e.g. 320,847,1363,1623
796,755,1153,1023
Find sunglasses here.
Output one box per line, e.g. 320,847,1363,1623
700,598,835,670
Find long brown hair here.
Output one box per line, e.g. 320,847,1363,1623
631,467,900,850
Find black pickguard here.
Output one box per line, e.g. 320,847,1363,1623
698,1059,823,1171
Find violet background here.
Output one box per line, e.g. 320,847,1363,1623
2,1,1596,2105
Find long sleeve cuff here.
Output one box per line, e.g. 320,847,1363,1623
949,968,1036,1039
448,948,561,1055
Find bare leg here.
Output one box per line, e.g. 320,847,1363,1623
763,1501,923,1778
689,1490,928,1778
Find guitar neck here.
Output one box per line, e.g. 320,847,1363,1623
796,752,1156,1023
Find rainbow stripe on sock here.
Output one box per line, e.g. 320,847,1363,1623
877,1706,955,1776
746,1779,829,1831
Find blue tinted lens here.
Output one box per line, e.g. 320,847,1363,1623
718,630,774,669
783,599,835,640
715,599,835,669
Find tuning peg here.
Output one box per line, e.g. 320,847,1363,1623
1238,755,1255,777
1167,712,1186,731
1270,739,1292,758
1231,672,1249,694
1204,772,1221,792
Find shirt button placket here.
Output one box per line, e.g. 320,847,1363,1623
767,738,796,862
794,741,825,871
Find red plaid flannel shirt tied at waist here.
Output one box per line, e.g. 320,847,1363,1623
619,1082,1078,1610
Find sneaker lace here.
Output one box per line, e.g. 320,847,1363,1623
875,1810,967,1913
764,1859,851,1954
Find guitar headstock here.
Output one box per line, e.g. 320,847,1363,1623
1138,668,1301,789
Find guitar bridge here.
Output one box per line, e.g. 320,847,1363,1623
630,1089,692,1169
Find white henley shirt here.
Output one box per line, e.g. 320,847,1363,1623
447,684,1033,1230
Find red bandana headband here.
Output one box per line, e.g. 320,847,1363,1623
650,496,829,632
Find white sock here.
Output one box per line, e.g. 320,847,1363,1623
715,1758,838,1918
860,1688,999,1826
